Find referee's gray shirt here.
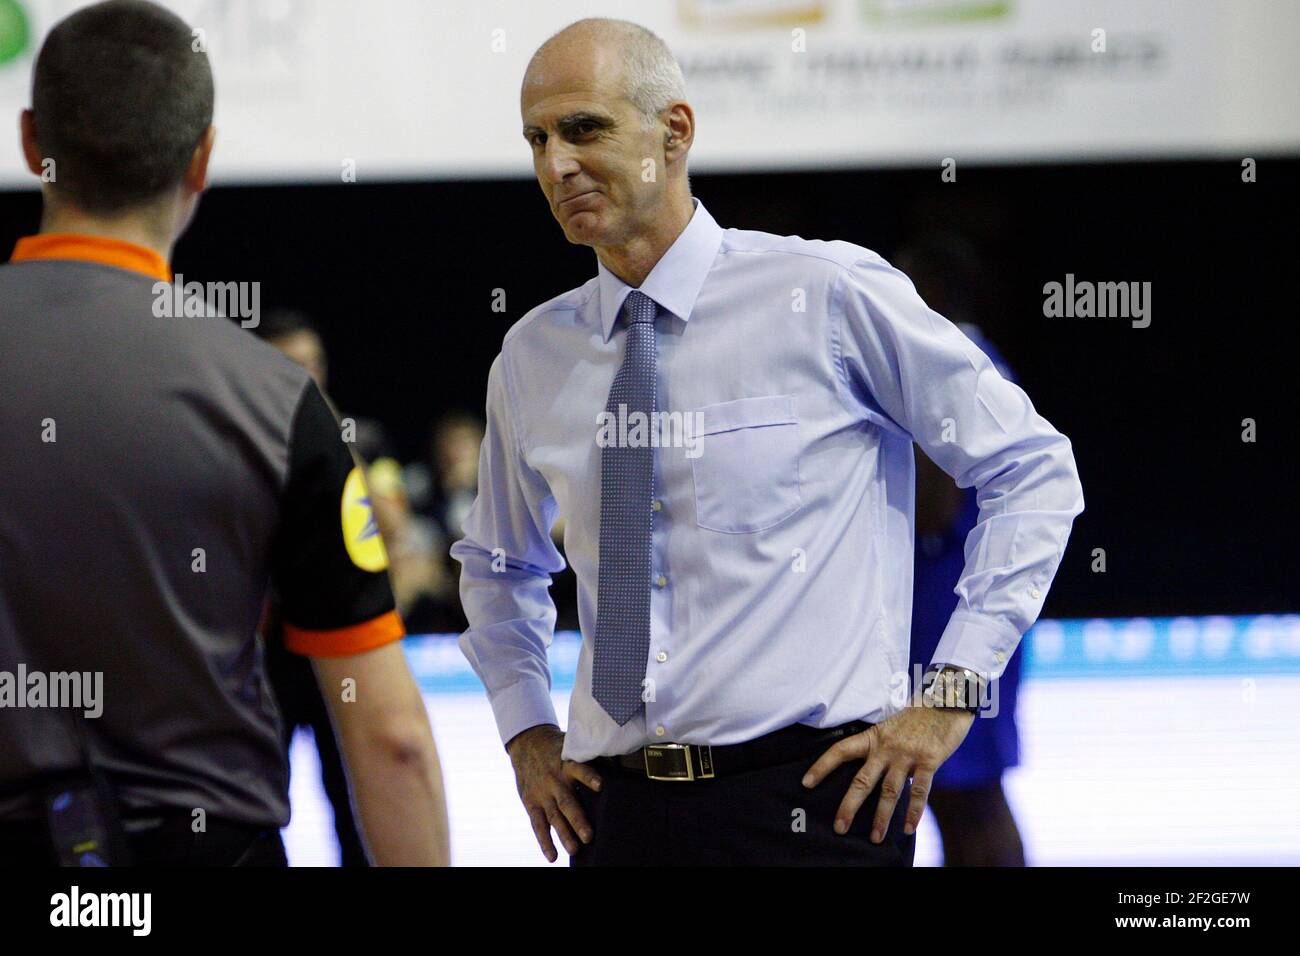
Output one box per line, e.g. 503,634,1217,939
0,234,403,828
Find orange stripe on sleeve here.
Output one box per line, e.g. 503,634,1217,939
283,609,406,658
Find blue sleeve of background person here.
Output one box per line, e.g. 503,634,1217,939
909,324,1022,788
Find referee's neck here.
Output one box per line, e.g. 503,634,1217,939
38,201,176,265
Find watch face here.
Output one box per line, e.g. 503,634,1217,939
926,673,956,707
924,670,979,711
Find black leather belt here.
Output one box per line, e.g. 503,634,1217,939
594,720,872,781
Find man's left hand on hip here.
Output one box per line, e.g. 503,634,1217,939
801,707,976,843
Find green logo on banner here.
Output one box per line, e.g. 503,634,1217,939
0,0,31,67
861,0,1011,27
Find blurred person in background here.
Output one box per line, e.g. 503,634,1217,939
367,458,468,635
257,308,328,390
0,0,448,866
425,413,485,541
897,234,1026,866
421,411,582,631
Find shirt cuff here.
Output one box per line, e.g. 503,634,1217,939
930,610,1023,681
490,677,560,749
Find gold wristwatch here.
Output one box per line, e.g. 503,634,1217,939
920,664,984,714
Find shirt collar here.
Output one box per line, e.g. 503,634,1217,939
9,233,172,283
596,197,724,342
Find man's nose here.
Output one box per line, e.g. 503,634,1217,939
541,140,581,185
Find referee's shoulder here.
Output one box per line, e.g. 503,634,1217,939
194,308,310,371
183,311,315,406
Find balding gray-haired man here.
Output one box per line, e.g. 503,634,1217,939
453,18,1083,866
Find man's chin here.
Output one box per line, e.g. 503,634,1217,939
560,210,606,246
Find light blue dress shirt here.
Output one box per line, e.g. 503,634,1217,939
451,198,1084,762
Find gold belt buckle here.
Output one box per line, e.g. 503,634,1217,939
643,743,714,781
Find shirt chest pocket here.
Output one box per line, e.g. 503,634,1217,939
689,395,803,533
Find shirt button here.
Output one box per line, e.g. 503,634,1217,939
655,574,668,588
655,725,666,737
656,651,668,663
1029,587,1041,599
995,651,1007,663
651,499,663,512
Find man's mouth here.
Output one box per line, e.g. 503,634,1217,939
559,190,598,207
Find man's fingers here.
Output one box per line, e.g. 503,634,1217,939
526,804,558,863
903,769,934,837
544,798,582,856
834,755,885,835
802,731,871,788
554,782,593,844
563,759,604,793
869,767,912,845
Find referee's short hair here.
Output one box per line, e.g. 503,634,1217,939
31,0,214,215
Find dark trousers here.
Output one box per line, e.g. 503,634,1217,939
126,815,288,866
0,813,287,867
571,738,916,866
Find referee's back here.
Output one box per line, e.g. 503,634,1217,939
0,248,349,827
0,0,449,866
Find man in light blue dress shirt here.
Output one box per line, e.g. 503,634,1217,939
451,18,1084,866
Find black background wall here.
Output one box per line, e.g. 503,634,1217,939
3,158,1296,619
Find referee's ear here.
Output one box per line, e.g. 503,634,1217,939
19,109,43,178
183,124,217,196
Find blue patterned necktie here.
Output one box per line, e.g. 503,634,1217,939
592,290,659,726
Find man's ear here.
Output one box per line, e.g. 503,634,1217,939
663,101,694,165
184,125,216,194
19,110,44,177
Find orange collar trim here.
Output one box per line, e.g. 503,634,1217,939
10,233,172,283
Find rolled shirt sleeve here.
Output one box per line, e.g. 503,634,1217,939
833,252,1085,680
450,353,567,746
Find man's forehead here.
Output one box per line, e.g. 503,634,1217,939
520,42,625,117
